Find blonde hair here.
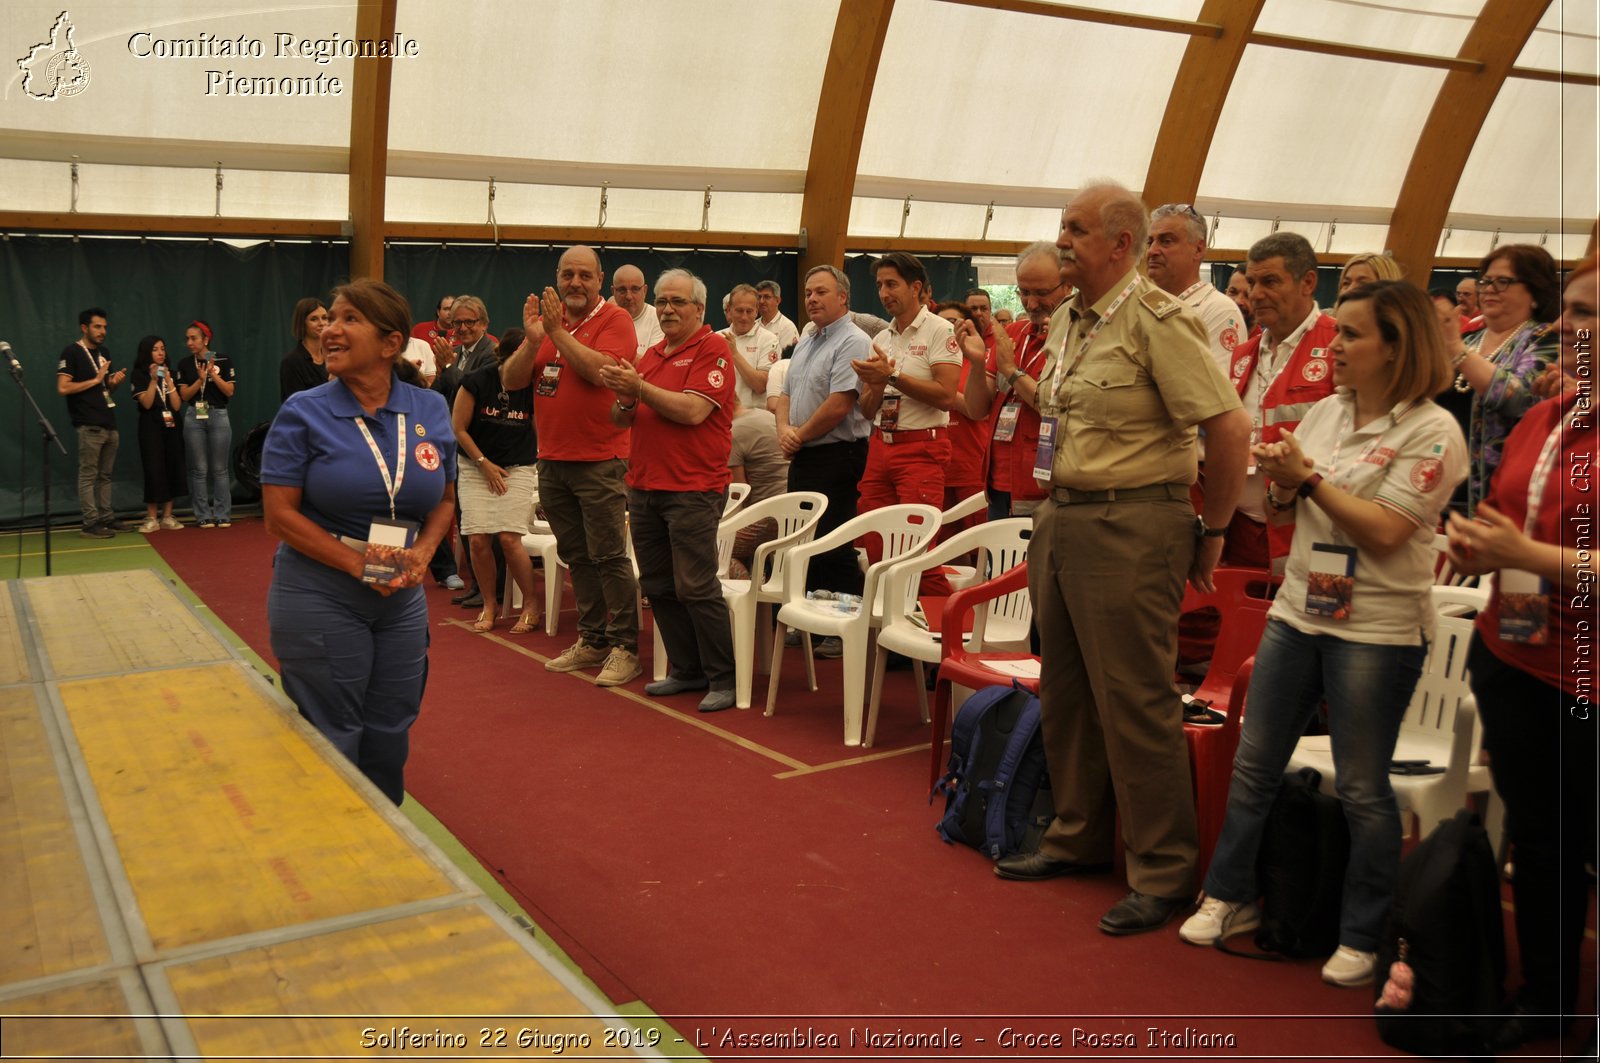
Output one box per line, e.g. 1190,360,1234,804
1339,252,1404,288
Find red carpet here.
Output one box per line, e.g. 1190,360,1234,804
151,520,1594,1058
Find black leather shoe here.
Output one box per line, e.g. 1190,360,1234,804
993,851,1112,882
1097,890,1188,935
645,675,709,697
1490,999,1569,1053
455,589,484,609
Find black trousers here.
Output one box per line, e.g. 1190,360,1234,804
1467,634,1597,1018
629,488,733,686
787,438,867,594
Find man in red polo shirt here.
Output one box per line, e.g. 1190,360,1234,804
599,269,737,713
957,241,1070,521
502,245,642,687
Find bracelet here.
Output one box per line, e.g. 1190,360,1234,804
1297,472,1324,499
1265,485,1297,512
473,455,487,465
616,398,637,412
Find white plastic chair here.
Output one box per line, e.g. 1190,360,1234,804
1288,585,1484,839
723,481,752,519
714,492,828,709
1431,533,1488,615
766,503,941,745
864,517,1032,747
506,496,564,636
937,490,992,590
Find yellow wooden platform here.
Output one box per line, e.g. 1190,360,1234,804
0,570,647,1060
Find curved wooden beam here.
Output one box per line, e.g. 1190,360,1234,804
1141,0,1266,212
797,0,895,276
1386,0,1552,280
348,0,398,281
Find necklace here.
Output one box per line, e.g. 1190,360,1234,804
1454,320,1529,393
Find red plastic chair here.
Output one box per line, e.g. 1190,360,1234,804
928,561,1039,789
1178,567,1275,880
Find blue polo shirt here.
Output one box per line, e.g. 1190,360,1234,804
782,316,872,447
262,373,456,542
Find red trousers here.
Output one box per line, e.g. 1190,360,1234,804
857,432,952,598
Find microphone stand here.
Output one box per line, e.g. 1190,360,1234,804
7,360,69,576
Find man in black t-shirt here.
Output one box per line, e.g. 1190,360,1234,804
56,307,126,538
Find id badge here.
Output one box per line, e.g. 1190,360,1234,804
879,394,901,431
1032,416,1058,483
1497,569,1550,644
1246,424,1261,476
1305,542,1357,619
194,399,210,421
535,363,562,397
361,517,420,587
161,408,175,428
994,401,1021,443
102,388,116,409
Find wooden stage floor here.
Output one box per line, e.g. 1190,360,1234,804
0,569,652,1060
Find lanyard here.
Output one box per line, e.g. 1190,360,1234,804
1048,274,1141,405
1524,405,1582,533
555,300,607,360
353,413,406,521
1326,401,1417,491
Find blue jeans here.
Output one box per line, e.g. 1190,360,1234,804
1203,618,1426,952
183,406,232,522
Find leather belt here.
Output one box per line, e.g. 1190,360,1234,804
1050,482,1188,504
875,427,947,445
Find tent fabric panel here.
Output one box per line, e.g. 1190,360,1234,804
1450,80,1597,225
0,160,349,219
387,0,837,173
1199,49,1446,212
1516,0,1598,76
856,0,1187,194
1253,0,1481,55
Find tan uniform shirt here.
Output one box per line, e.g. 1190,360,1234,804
1038,268,1241,491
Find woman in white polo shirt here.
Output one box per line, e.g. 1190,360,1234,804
1178,280,1467,988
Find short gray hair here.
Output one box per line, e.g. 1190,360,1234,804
804,264,851,297
1079,179,1148,253
1248,232,1318,282
1015,240,1059,273
755,279,782,299
656,268,706,307
452,294,487,325
1150,203,1207,245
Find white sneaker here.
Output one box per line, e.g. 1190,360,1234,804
159,516,184,530
137,518,160,534
1177,894,1261,946
594,647,642,687
545,640,610,673
1321,945,1377,987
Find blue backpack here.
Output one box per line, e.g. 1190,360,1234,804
930,684,1053,859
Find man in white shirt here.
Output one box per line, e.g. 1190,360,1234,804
612,264,663,357
1145,204,1245,377
851,251,960,595
720,284,782,409
755,280,800,351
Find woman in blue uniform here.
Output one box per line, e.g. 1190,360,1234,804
261,279,458,805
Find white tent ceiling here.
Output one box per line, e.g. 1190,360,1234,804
0,0,1595,261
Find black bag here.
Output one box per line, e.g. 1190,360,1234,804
1374,809,1505,1059
1219,767,1349,959
930,684,1053,860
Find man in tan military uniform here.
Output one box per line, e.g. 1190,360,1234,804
994,181,1251,937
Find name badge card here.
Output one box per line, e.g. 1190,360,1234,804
994,400,1021,443
361,517,420,587
1496,569,1550,644
1305,542,1356,619
879,394,900,431
535,363,561,396
1032,416,1058,483
194,399,209,421
161,408,175,428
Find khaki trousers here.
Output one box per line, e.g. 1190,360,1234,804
1029,494,1198,898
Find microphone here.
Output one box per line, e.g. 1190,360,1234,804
0,341,21,379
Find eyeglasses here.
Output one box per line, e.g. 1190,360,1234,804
613,285,644,294
1017,280,1066,301
452,318,482,328
1154,202,1205,223
655,296,697,309
1476,275,1521,293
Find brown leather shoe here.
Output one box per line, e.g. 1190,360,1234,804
993,851,1113,882
1097,890,1188,935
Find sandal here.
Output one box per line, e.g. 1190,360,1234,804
472,607,497,633
510,609,542,634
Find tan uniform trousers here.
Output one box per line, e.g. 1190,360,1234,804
1029,491,1198,898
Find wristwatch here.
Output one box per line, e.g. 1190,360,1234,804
1194,516,1228,539
887,370,901,386
1007,368,1026,386
1297,472,1324,499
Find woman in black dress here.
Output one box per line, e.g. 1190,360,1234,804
130,335,187,532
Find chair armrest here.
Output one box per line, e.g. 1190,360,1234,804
941,562,1029,651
